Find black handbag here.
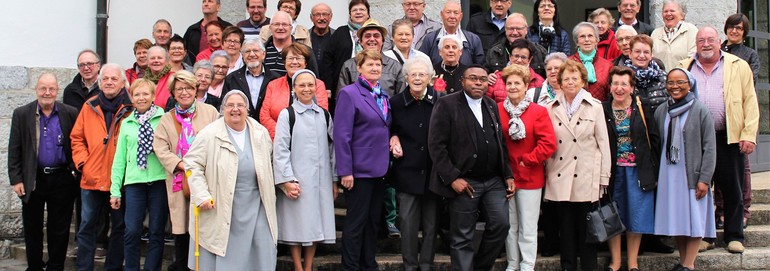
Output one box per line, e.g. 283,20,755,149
585,191,626,244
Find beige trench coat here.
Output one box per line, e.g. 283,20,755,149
153,102,220,234
183,117,278,257
543,93,611,202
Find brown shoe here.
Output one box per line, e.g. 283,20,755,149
697,240,714,252
727,241,745,254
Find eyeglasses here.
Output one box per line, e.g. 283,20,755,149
616,36,633,43
37,87,58,94
312,12,331,18
610,81,631,87
213,65,229,71
280,5,296,11
539,3,555,9
195,74,212,80
666,80,689,87
510,54,529,61
631,49,651,55
77,62,99,69
506,26,527,32
492,0,511,3
243,49,262,55
271,23,291,29
402,2,424,7
464,75,488,82
363,33,382,39
285,56,305,62
696,38,719,44
407,72,429,78
224,39,241,45
727,25,745,31
174,86,196,93
350,8,368,13
224,103,247,109
169,46,185,51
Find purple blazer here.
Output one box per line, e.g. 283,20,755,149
333,81,391,178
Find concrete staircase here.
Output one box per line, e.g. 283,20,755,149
8,172,770,270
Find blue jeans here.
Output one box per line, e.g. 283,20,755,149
76,190,125,271
124,181,169,271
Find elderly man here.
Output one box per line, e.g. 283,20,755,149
63,50,102,110
71,63,133,271
613,0,654,35
237,0,271,40
337,19,405,96
309,3,335,62
8,73,80,271
486,13,547,77
183,0,233,62
467,0,511,53
259,0,312,48
263,11,317,76
428,65,514,271
420,1,484,67
678,26,760,254
153,19,173,49
384,0,443,50
223,38,280,120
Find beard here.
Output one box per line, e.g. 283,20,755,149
246,61,261,70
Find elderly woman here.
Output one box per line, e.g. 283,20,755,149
126,39,152,85
383,19,429,65
168,36,192,72
528,0,571,55
589,8,622,60
145,46,175,108
184,90,277,270
222,26,245,74
272,69,337,271
570,22,613,102
190,60,221,110
619,35,668,111
196,21,224,62
153,70,219,271
603,66,661,271
433,35,467,94
715,14,760,229
334,50,391,270
544,59,611,271
208,50,230,98
650,0,698,71
109,78,167,271
498,64,557,271
319,0,371,93
388,55,441,270
653,68,716,271
260,43,329,139
527,52,567,105
165,68,221,111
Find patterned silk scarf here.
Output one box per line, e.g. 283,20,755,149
503,98,530,140
358,75,389,120
135,105,158,169
172,102,196,192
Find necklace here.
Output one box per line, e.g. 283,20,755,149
441,62,458,73
613,107,629,122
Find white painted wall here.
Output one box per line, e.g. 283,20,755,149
1,1,96,68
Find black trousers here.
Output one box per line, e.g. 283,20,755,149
171,233,190,271
22,169,78,271
713,131,745,243
555,201,597,271
341,177,386,271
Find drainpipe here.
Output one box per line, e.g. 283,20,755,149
96,0,108,61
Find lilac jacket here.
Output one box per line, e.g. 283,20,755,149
333,81,392,178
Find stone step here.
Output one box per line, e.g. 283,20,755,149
65,228,176,260
750,171,770,204
277,247,770,271
10,244,172,271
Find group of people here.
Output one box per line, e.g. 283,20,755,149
6,0,762,271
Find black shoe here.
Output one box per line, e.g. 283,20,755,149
540,247,559,257
716,217,725,229
645,238,675,254
629,268,640,271
670,264,682,271
140,232,150,241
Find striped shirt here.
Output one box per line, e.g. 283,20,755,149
691,55,726,131
237,18,271,41
263,39,287,76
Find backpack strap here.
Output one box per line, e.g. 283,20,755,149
286,106,332,150
533,86,543,103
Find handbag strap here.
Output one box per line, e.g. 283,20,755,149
636,96,651,148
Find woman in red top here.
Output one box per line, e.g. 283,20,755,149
569,22,613,102
590,8,622,60
497,64,557,271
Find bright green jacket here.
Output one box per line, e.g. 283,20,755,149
110,107,167,197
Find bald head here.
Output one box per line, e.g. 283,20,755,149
36,73,59,109
695,26,721,61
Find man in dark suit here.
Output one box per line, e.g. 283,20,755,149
428,65,515,271
613,0,654,35
8,73,80,271
222,38,280,121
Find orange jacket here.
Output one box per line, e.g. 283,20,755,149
70,92,134,191
259,76,329,139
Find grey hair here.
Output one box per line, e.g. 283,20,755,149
662,0,687,16
572,22,600,44
616,25,638,35
241,38,266,53
98,63,126,84
148,46,170,61
438,35,463,50
153,19,172,33
220,89,250,114
77,49,102,64
544,52,568,66
193,60,215,78
589,8,615,26
444,0,461,9
507,13,528,27
210,50,231,63
391,19,414,36
402,55,435,78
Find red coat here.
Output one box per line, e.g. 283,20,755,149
497,102,557,190
486,68,544,103
597,29,622,60
569,53,612,102
152,71,175,108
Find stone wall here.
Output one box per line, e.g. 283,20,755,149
0,66,79,257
